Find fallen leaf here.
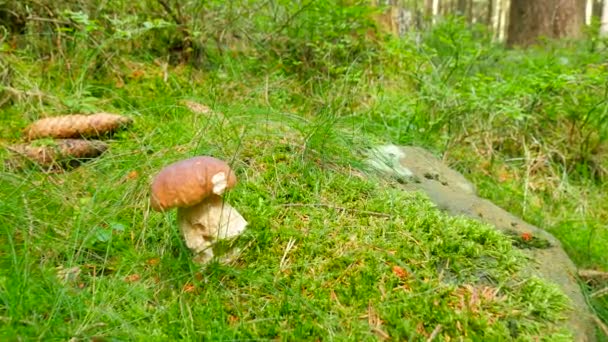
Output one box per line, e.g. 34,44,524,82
115,77,125,88
182,100,212,115
479,160,492,175
330,289,343,308
416,322,427,336
56,266,81,283
124,274,141,283
396,284,411,292
145,258,160,266
451,284,503,315
127,170,139,179
228,315,239,325
392,265,408,279
130,69,146,79
497,169,511,183
183,283,196,292
367,301,383,327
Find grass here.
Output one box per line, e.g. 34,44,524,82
0,58,575,340
2,7,608,339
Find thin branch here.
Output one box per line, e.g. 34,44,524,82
279,203,391,218
262,1,316,43
579,269,608,281
591,287,608,298
25,16,70,25
427,324,442,342
157,0,183,26
593,315,608,338
2,86,50,100
279,238,296,271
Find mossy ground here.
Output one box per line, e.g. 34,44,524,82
0,64,573,340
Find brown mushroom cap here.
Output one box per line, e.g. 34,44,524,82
150,156,237,212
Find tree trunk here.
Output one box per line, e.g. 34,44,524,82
585,0,593,25
602,0,608,36
486,0,494,26
496,0,510,42
467,0,473,23
432,0,440,18
425,0,440,24
424,0,433,17
507,0,584,47
457,0,466,15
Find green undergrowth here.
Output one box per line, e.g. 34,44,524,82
1,5,607,339
347,19,608,334
0,79,573,340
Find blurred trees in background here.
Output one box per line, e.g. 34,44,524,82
373,0,605,47
602,0,608,36
506,0,583,47
1,0,606,67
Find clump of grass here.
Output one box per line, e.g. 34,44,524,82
0,67,573,340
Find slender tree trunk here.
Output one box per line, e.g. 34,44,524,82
413,0,424,29
507,0,584,47
502,0,511,41
601,0,608,36
495,0,510,42
487,0,494,26
585,0,593,25
426,0,440,24
424,0,433,16
457,0,466,15
371,0,398,36
493,0,502,40
432,0,440,18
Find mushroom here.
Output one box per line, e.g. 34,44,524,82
150,156,248,264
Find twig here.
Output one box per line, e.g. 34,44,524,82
591,287,608,298
262,1,316,43
25,16,70,25
156,0,196,62
371,327,390,340
279,203,391,218
426,324,442,342
3,86,48,99
579,269,608,280
156,0,183,26
593,315,608,338
279,238,296,271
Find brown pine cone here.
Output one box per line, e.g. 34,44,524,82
7,139,109,169
23,113,133,140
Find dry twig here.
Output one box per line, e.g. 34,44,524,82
426,324,442,342
578,269,608,281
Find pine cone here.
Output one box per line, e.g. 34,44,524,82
24,113,133,140
7,139,109,169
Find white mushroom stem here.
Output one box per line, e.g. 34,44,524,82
177,195,248,264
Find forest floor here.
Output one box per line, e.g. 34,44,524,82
1,17,608,341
